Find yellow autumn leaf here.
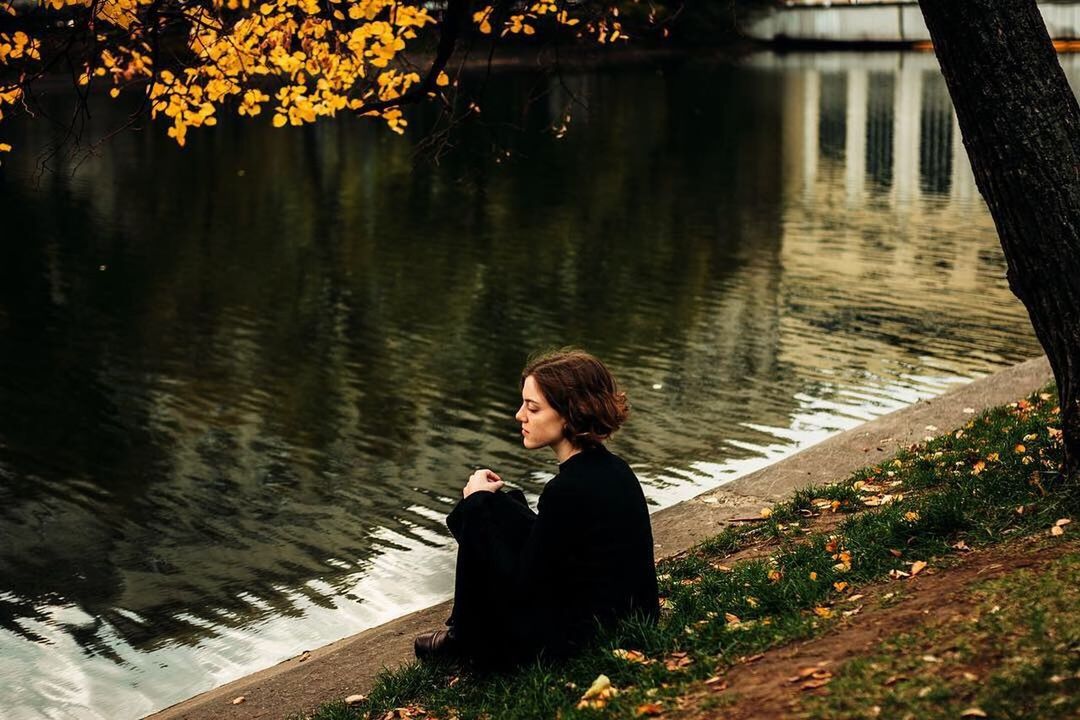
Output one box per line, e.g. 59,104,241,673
0,143,11,152
910,560,928,576
813,606,832,618
436,70,450,87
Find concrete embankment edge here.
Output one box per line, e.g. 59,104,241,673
147,355,1052,720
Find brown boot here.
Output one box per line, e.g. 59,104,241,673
414,629,458,660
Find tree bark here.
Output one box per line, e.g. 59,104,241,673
918,0,1080,480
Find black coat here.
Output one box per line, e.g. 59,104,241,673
446,444,659,662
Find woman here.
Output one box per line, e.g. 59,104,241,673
414,349,660,665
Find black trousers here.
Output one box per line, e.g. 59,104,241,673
445,488,538,664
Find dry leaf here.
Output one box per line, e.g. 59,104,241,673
577,674,617,709
231,696,246,705
889,549,903,558
1051,525,1065,537
345,694,367,706
635,702,664,717
298,651,311,663
704,675,726,685
759,507,773,519
801,677,832,690
960,709,988,718
724,612,741,625
833,581,849,592
789,666,825,682
813,606,833,618
910,560,928,576
613,649,651,664
1055,518,1072,527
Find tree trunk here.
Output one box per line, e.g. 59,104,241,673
918,0,1080,480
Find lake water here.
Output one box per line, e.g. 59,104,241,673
0,50,1049,719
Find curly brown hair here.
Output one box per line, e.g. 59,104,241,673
521,348,630,448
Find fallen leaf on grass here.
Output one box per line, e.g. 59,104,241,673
664,651,693,671
813,606,833,618
635,702,664,717
833,581,849,592
345,695,367,706
960,709,988,718
845,594,865,603
704,675,726,685
910,560,928,576
724,612,741,625
577,674,617,710
759,507,773,519
1056,518,1072,527
613,648,652,664
952,540,970,551
888,549,903,558
1051,525,1065,536
972,461,986,475
883,674,905,686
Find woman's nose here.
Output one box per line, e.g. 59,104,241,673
514,406,526,422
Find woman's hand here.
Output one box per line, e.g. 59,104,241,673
463,468,503,498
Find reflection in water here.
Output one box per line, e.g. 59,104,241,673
0,52,1045,719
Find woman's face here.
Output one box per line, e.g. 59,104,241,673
515,375,566,450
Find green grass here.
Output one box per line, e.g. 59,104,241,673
300,388,1078,720
804,549,1080,720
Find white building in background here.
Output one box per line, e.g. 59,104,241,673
743,1,1080,44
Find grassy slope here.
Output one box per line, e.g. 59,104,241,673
302,387,1077,720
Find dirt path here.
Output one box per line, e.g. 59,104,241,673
680,534,1080,720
